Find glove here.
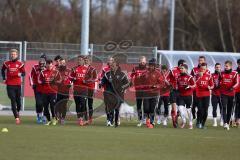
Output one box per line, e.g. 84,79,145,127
99,83,102,89
32,85,36,90
50,80,55,85
185,85,190,90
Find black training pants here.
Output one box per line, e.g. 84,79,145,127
156,96,170,117
221,94,234,124
6,85,21,118
55,93,69,119
42,93,57,121
197,96,210,127
211,95,222,118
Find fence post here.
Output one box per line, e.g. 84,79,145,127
89,43,93,55
153,46,158,60
21,41,27,111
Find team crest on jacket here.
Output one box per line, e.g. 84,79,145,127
184,77,187,81
16,64,19,67
230,75,233,78
116,75,120,79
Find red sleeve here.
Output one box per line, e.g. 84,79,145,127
19,63,25,74
169,70,176,88
38,71,44,84
29,67,36,86
93,69,97,81
69,69,76,81
189,76,195,88
130,67,136,79
209,76,214,88
233,73,239,89
54,71,62,84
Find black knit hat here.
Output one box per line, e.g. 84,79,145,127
148,58,157,66
40,53,47,60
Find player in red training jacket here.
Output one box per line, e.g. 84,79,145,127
38,59,62,126
176,64,195,129
142,58,164,129
195,63,214,129
190,56,210,121
219,60,239,130
169,59,187,128
1,49,25,124
84,55,97,124
156,64,171,126
211,63,223,127
130,56,148,127
29,56,46,124
70,55,89,126
55,58,72,125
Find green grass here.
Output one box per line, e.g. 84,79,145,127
0,116,239,160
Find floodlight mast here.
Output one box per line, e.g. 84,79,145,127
81,0,90,55
169,0,175,51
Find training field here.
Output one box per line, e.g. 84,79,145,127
0,116,239,160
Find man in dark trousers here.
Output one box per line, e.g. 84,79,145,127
84,55,97,124
1,49,25,124
55,58,72,124
38,59,62,126
211,63,223,127
190,56,210,122
70,55,88,126
142,58,164,129
130,56,148,127
219,60,238,130
29,55,46,123
100,57,130,127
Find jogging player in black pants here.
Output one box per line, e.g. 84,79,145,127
130,56,147,127
1,49,25,124
219,60,239,130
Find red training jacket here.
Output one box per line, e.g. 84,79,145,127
70,65,88,92
177,73,195,96
130,65,147,91
1,60,25,86
195,72,214,97
58,67,72,94
219,70,238,96
38,68,61,94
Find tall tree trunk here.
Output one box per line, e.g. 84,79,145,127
215,0,227,52
225,0,236,52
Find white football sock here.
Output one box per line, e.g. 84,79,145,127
179,105,186,124
187,108,193,125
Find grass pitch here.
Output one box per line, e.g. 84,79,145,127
0,116,239,160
